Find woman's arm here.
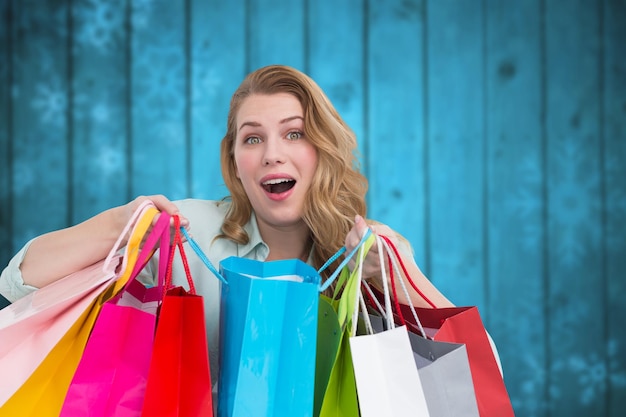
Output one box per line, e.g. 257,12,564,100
345,215,454,309
19,195,185,289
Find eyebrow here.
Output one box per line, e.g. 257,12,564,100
238,115,304,132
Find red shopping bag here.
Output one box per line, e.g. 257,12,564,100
141,216,213,417
374,235,515,417
59,212,172,417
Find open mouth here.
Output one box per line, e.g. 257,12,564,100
262,178,296,194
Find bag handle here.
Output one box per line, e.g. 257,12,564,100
102,200,155,273
376,235,431,338
164,215,196,294
318,228,373,293
379,235,436,308
109,204,160,296
332,232,376,331
181,226,373,293
124,212,172,291
353,234,395,337
181,227,227,284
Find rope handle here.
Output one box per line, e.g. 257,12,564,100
164,215,195,294
181,227,226,284
318,228,373,293
181,224,373,293
378,236,429,339
379,235,437,309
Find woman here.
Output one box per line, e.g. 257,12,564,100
0,64,454,378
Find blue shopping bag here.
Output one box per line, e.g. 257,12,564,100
181,227,373,417
217,257,321,417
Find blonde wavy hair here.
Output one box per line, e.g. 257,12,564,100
219,65,368,278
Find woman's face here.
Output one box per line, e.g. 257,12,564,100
233,93,318,231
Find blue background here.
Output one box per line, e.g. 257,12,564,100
1,0,625,415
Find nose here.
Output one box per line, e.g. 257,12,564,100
262,136,285,166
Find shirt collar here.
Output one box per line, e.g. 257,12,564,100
237,212,269,260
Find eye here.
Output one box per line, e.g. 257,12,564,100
287,131,303,141
245,136,262,145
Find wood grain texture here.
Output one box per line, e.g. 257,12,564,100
366,0,428,266
604,1,626,416
130,0,188,199
545,0,605,414
247,0,306,71
426,0,486,309
307,0,366,170
485,1,546,414
189,0,245,200
70,0,130,221
10,0,71,248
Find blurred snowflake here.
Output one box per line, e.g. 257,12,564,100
504,155,544,251
133,34,186,123
12,159,36,195
94,145,124,177
552,340,626,406
31,82,67,128
131,0,156,30
548,140,602,266
191,65,222,123
511,352,550,417
73,0,124,53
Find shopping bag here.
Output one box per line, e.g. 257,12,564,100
217,256,321,417
59,211,172,417
0,201,158,414
407,330,480,416
141,216,213,417
313,296,342,417
347,235,431,416
379,235,515,417
317,232,376,417
401,305,514,417
362,311,480,417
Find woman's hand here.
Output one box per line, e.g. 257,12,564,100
117,195,190,244
344,215,397,280
344,215,454,309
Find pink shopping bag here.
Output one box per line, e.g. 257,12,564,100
59,212,172,417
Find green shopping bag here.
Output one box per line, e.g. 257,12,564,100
315,235,375,417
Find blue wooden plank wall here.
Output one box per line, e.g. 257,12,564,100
1,0,625,415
